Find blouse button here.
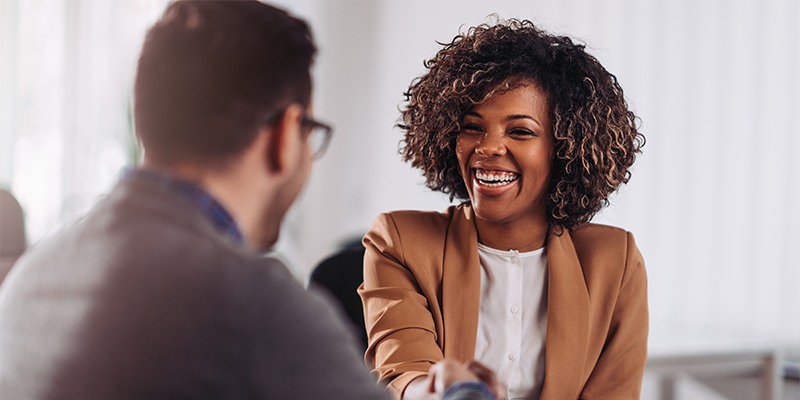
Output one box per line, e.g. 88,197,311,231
510,306,518,314
511,256,520,264
508,353,516,361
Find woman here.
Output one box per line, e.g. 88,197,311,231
359,19,647,400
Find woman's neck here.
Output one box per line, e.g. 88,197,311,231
474,213,549,252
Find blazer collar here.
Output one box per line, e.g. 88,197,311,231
440,204,481,361
540,229,590,399
440,205,590,398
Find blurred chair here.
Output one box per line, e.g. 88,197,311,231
0,189,26,283
308,242,367,352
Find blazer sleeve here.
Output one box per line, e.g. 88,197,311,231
579,231,649,399
359,213,445,399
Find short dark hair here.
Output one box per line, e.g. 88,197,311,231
134,0,316,166
400,18,644,231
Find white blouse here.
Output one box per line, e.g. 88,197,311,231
474,244,548,400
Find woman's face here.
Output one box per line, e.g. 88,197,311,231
455,82,554,228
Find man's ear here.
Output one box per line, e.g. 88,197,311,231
266,103,305,174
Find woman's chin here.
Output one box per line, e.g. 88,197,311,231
471,203,517,225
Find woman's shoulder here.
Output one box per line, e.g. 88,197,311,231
568,223,631,246
565,223,644,277
567,223,640,262
366,205,469,261
375,205,463,235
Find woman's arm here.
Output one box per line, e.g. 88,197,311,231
359,213,447,398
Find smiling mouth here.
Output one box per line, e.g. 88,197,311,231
474,169,520,187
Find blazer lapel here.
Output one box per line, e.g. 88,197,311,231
441,204,481,362
540,229,590,399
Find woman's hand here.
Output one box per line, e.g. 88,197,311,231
403,359,505,400
462,361,505,399
427,359,478,394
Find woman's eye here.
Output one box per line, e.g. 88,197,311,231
509,128,535,138
461,124,483,134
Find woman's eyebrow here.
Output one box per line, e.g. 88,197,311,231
507,114,532,121
507,114,542,128
465,111,543,128
464,111,482,118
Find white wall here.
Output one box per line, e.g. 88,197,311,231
1,0,798,373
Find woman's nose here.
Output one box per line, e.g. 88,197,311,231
475,132,507,157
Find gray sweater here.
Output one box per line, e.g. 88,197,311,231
0,177,391,399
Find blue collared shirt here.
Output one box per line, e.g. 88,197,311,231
123,168,245,245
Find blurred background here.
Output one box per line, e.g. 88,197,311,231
1,0,798,399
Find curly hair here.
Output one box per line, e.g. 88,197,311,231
399,18,644,231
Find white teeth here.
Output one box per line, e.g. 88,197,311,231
482,181,505,187
475,170,519,187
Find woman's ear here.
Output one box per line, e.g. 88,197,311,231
266,103,305,174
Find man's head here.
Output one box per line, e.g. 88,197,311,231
134,0,316,168
134,0,323,250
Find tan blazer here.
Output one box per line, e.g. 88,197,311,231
359,204,648,400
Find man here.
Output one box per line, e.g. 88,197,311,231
0,1,495,399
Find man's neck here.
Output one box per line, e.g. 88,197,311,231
126,167,245,245
140,159,281,251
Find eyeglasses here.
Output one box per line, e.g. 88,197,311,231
301,115,333,159
262,110,333,160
